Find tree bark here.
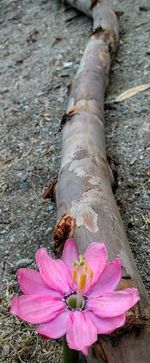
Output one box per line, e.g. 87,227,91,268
54,1,150,361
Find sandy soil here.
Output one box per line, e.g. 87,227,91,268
0,0,149,362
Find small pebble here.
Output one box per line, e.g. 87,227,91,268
63,61,73,68
3,344,10,356
11,258,33,273
0,88,9,94
129,157,137,165
45,226,52,236
47,205,53,212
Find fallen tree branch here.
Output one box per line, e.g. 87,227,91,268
54,0,150,361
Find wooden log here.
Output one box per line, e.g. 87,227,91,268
54,1,150,361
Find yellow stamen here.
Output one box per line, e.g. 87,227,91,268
80,260,85,267
72,269,77,283
79,255,85,263
73,260,78,267
72,256,93,292
79,274,87,290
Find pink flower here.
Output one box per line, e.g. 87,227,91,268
10,240,139,355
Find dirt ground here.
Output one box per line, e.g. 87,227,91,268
0,0,150,362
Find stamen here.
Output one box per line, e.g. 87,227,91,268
72,255,93,293
73,260,79,267
72,269,77,283
79,274,87,290
80,261,85,266
79,255,85,265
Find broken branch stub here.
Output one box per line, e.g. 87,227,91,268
54,0,150,361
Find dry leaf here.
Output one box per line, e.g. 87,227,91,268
115,83,150,102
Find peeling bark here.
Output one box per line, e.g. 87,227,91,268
54,0,150,361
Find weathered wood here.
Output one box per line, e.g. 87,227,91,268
55,0,150,361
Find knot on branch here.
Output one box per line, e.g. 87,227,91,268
53,213,76,253
90,28,116,55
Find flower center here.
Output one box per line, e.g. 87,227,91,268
72,254,93,293
63,292,87,311
62,255,93,311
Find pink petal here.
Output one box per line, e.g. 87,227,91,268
17,269,61,297
87,311,126,334
37,311,69,338
88,258,121,298
84,242,108,290
88,288,140,317
36,247,73,293
62,239,78,274
10,295,65,323
66,311,97,355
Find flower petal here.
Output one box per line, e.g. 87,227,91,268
37,311,69,338
10,295,65,323
62,239,78,274
88,288,140,317
84,242,107,289
88,258,121,298
17,269,61,297
66,311,97,355
36,247,72,293
87,311,126,334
